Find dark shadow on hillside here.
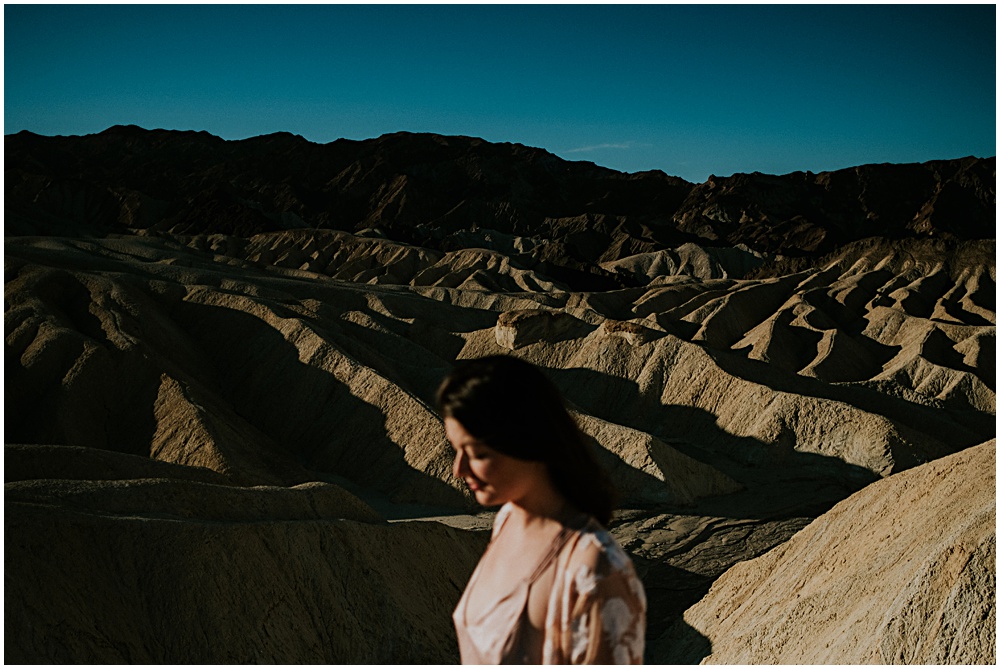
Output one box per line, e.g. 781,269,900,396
633,557,713,639
544,365,877,520
160,300,469,507
648,613,713,664
5,269,162,457
4,444,232,485
322,310,467,404
703,345,995,450
630,558,713,664
5,237,476,507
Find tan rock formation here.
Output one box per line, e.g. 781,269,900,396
494,308,595,349
677,440,996,664
601,242,767,282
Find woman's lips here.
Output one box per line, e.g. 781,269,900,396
465,479,483,491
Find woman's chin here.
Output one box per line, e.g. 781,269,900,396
473,489,501,506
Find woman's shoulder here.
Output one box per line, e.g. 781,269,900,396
553,515,647,630
563,517,636,579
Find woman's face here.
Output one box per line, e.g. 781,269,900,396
445,417,547,508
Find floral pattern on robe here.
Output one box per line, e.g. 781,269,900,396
543,520,646,664
456,503,646,664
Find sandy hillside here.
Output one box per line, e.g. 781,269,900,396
671,439,995,664
5,128,995,663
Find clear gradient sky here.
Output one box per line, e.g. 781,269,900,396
4,3,996,182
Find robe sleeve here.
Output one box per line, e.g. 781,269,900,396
561,534,646,664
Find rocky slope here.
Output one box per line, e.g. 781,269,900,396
4,127,995,663
671,440,995,664
5,449,486,663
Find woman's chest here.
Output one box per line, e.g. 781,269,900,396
466,523,567,617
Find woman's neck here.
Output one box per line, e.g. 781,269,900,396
506,483,571,529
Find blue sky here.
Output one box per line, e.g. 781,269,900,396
4,3,996,182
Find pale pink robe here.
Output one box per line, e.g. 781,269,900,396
453,503,646,664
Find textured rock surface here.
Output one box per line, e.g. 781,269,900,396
673,440,996,664
5,474,486,663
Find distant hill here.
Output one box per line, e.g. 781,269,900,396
5,126,995,290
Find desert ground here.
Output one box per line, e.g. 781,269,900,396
5,127,995,663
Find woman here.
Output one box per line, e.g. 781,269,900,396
437,355,646,664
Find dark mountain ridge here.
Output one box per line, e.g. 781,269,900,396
5,126,995,286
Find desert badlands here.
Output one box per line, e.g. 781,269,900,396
4,127,996,663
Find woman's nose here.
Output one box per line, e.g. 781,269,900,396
453,450,468,479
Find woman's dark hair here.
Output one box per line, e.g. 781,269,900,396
436,355,617,526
